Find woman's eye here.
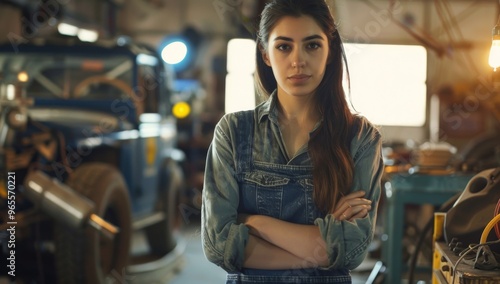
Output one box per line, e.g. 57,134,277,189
307,42,321,49
276,44,291,51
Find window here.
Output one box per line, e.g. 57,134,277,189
343,43,427,126
225,38,256,113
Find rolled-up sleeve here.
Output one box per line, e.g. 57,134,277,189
314,118,384,270
201,115,249,272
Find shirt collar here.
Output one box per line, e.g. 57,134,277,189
257,90,324,131
257,90,279,125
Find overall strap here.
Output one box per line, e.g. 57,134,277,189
234,110,255,175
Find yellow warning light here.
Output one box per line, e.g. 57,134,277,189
172,102,191,119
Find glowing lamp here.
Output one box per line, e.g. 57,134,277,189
161,41,188,65
159,27,202,73
17,71,29,83
77,29,98,42
488,25,500,71
58,22,79,36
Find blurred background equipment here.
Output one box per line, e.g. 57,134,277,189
0,39,185,283
432,167,500,283
444,168,500,250
23,170,120,238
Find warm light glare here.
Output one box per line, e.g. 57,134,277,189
17,71,29,83
161,41,188,65
489,38,500,70
172,102,191,119
77,29,98,42
57,23,79,36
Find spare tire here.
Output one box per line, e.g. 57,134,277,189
54,162,132,284
145,158,183,255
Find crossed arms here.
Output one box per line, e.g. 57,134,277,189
240,191,372,269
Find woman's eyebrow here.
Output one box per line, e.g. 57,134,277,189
273,35,325,42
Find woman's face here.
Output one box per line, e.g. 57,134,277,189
262,15,330,98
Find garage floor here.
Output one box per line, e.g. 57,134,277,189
167,221,377,284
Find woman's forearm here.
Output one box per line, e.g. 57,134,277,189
243,234,319,269
244,215,330,267
242,192,372,267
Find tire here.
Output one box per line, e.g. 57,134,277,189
54,162,132,284
145,159,183,255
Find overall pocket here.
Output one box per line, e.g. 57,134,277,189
241,172,289,219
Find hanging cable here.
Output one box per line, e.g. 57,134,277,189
441,0,480,75
442,1,462,42
498,0,500,26
451,239,500,284
434,0,456,46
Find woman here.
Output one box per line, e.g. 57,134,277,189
202,0,383,283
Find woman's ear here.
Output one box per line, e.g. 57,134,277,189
259,44,271,67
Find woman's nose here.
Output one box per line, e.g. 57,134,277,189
291,49,306,68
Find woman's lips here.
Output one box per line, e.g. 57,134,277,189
288,74,311,84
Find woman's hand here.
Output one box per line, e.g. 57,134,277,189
332,191,372,222
238,214,262,237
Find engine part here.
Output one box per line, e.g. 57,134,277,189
444,168,500,247
23,170,118,238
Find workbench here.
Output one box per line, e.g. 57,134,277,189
381,172,474,283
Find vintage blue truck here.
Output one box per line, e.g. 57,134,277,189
0,39,185,283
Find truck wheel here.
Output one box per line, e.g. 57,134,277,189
145,159,183,255
54,163,132,284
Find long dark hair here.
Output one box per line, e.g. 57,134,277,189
255,0,355,214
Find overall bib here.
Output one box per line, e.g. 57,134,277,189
226,111,351,284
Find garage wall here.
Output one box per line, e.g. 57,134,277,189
0,5,25,45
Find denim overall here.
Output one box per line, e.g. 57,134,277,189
225,111,351,284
